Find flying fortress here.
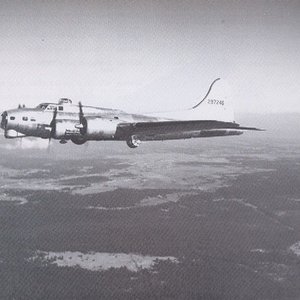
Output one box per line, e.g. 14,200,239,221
0,79,261,148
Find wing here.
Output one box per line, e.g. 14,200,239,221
115,120,262,141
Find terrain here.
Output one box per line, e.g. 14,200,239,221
0,114,300,299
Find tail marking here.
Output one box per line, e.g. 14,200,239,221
192,78,221,109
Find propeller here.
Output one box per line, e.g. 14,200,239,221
48,107,57,151
78,102,87,135
48,102,87,150
70,102,88,146
1,111,8,135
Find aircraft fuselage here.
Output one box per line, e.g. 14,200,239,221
1,99,163,143
1,80,261,148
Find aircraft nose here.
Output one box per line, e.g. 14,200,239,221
1,111,8,130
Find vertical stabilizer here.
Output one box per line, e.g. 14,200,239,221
189,78,235,122
150,78,235,122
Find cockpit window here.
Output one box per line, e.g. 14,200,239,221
58,106,64,111
36,103,49,110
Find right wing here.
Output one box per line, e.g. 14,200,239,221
115,120,262,141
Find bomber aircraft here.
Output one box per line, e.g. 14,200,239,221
0,78,261,148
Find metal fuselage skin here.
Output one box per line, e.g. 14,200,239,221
1,101,162,141
1,80,260,147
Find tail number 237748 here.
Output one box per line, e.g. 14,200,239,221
207,99,224,105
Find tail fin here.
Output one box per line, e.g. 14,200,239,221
192,78,221,109
190,78,235,123
146,78,235,123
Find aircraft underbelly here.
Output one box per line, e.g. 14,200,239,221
9,123,51,139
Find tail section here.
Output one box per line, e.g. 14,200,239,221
189,78,235,123
150,78,235,122
192,78,221,109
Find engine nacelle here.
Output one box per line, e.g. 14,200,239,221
54,120,80,139
53,118,119,141
86,117,118,140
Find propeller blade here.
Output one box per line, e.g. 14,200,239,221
78,102,87,135
79,101,83,122
1,111,8,136
1,111,7,128
47,107,58,152
49,107,57,141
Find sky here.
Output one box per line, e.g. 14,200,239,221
0,0,300,115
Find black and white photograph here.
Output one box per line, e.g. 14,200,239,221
0,0,300,299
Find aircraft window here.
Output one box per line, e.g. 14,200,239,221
58,106,64,111
10,116,15,120
59,98,72,104
31,118,36,122
114,116,119,119
22,117,28,121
